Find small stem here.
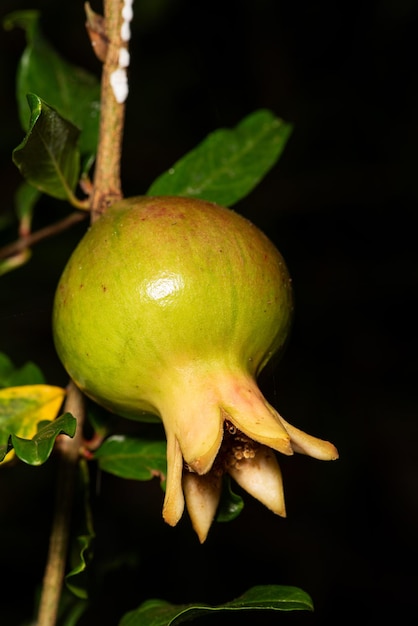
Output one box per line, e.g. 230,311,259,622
36,382,85,626
67,193,90,212
0,248,31,276
90,0,128,220
0,212,88,260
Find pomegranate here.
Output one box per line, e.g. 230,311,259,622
52,196,338,542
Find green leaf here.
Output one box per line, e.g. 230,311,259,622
85,401,114,440
0,384,66,460
54,588,88,626
12,94,81,200
10,411,77,465
5,362,45,388
119,585,314,626
4,10,100,160
58,598,88,626
65,459,95,600
0,352,45,388
0,354,15,387
216,475,244,522
147,109,293,207
94,435,167,483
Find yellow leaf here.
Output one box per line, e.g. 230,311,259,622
0,384,66,464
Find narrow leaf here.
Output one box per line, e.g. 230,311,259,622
12,94,81,200
119,585,313,626
11,411,77,465
4,10,100,160
94,435,167,483
55,595,88,626
147,109,293,207
65,459,95,599
0,384,66,463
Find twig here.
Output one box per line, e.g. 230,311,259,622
0,211,88,260
36,382,85,626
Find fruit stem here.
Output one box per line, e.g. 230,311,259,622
36,382,85,626
89,0,132,221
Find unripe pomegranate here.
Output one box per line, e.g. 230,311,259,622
52,196,338,542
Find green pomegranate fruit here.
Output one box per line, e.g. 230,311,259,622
53,195,338,542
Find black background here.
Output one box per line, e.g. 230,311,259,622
0,1,417,625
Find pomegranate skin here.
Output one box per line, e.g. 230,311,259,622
52,196,293,422
53,196,338,541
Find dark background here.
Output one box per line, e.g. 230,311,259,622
1,1,417,625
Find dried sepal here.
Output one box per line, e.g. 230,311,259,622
183,470,222,543
228,444,286,517
280,416,339,461
162,433,185,527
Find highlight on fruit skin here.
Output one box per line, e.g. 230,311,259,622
52,195,338,542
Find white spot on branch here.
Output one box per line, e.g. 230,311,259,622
110,68,129,104
121,21,131,42
119,47,130,68
110,0,134,103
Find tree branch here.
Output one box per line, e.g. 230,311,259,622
0,211,88,260
36,382,85,626
90,0,130,220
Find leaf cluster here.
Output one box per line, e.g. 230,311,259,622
1,9,292,275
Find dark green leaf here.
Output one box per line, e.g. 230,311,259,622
0,354,18,386
11,411,77,465
147,109,293,207
216,475,244,522
66,459,95,600
119,585,314,626
0,439,13,463
12,94,81,200
85,401,114,439
5,361,45,387
58,598,88,626
4,10,100,160
0,352,45,388
66,533,93,600
55,588,88,626
94,435,167,483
